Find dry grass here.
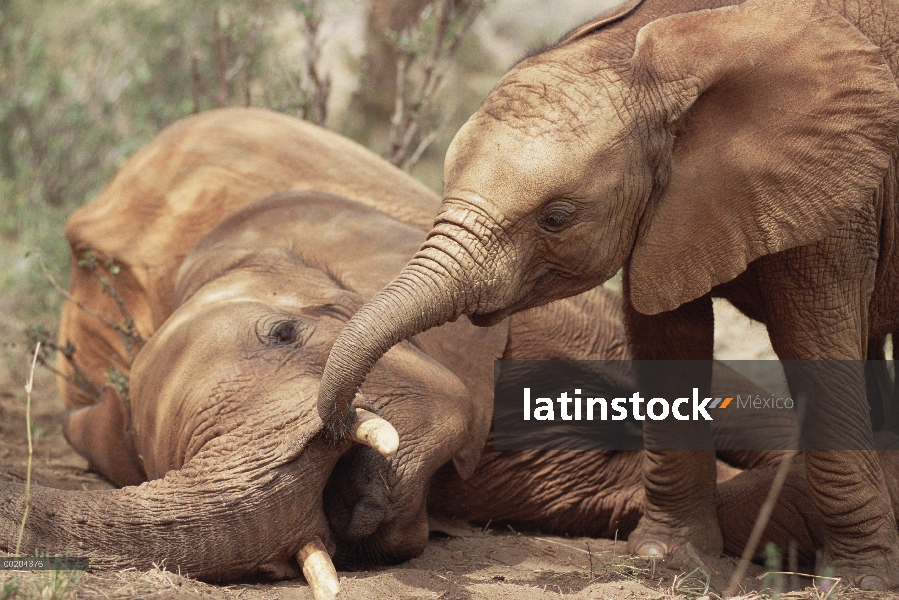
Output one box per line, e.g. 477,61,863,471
2,343,83,600
13,343,40,556
0,568,82,600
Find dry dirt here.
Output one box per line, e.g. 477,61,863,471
0,300,894,599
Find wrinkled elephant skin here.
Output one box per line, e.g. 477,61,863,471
318,0,899,589
0,109,625,582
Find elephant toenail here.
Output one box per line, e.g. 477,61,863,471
635,542,666,558
857,575,888,590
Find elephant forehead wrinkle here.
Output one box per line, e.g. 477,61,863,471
482,84,590,141
481,60,627,142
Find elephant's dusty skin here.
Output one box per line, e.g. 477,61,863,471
319,0,899,589
57,107,441,409
0,109,653,582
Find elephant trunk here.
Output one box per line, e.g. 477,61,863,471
318,231,491,432
1,459,329,581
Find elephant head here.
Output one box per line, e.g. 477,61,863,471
2,193,483,590
318,0,899,427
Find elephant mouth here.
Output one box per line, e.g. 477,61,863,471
468,310,509,328
322,437,428,568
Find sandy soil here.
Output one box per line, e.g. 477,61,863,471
0,300,893,599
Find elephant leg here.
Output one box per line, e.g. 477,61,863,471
760,264,899,589
623,292,722,558
428,443,644,538
715,454,820,564
866,334,890,431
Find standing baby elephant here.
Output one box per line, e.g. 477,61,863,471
318,0,899,589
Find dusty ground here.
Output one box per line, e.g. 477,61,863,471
0,300,894,599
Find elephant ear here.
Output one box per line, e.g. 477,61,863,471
627,0,899,315
557,0,643,46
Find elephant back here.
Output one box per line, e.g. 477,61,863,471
58,108,440,407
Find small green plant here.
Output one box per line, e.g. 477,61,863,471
28,250,143,405
105,367,130,405
0,576,19,600
25,324,99,401
26,564,82,600
671,566,713,597
74,251,144,360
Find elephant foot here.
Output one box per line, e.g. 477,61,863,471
626,513,723,559
823,552,899,590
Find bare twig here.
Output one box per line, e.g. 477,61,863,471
724,450,799,597
406,116,445,170
14,342,40,555
586,541,594,578
212,8,234,107
191,53,202,113
387,53,410,159
386,0,485,169
294,0,331,125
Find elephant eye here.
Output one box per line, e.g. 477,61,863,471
544,211,567,228
539,202,575,232
538,200,577,233
265,320,301,346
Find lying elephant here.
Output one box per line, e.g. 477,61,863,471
55,106,440,411
2,109,638,590
3,185,697,587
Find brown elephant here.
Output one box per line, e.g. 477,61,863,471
317,0,899,589
1,108,637,590
4,193,479,588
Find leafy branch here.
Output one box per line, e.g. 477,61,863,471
29,250,144,402
73,251,145,360
25,325,100,401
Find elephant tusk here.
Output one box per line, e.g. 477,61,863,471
347,407,399,458
297,537,340,600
